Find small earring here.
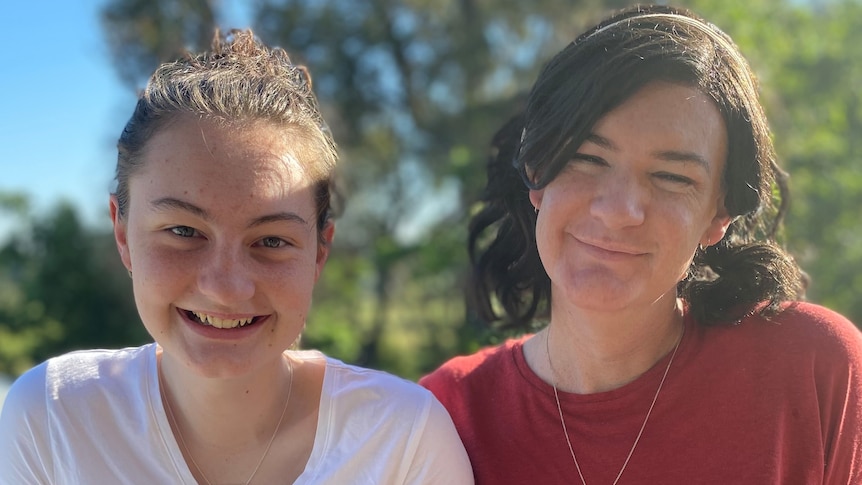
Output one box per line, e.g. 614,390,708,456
534,207,539,215
128,270,133,279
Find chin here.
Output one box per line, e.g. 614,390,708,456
556,269,637,306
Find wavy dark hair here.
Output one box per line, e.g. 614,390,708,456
469,4,804,329
114,29,338,242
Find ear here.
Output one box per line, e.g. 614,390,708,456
528,188,545,212
701,203,733,248
110,195,132,272
315,221,335,281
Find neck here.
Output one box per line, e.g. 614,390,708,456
532,296,684,394
158,350,292,448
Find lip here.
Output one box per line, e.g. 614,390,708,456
574,236,647,261
176,307,270,339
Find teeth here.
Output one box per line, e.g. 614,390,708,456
192,312,254,329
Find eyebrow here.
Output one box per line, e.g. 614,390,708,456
151,197,208,219
150,197,309,227
584,133,711,170
249,212,309,228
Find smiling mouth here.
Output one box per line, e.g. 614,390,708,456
184,310,262,329
576,237,645,256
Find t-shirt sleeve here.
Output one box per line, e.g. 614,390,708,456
419,355,478,429
812,306,862,484
0,363,53,485
401,393,474,485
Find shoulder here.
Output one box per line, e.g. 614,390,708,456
742,301,861,352
420,337,527,391
315,355,458,448
0,361,53,484
6,345,151,404
700,302,862,379
1,361,50,427
764,303,862,476
0,345,156,480
321,355,434,407
287,349,436,409
771,301,862,367
777,301,859,336
298,355,473,484
6,345,155,413
46,345,154,394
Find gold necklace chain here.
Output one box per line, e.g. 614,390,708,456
545,325,682,485
158,356,294,485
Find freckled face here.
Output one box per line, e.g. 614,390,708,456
111,116,332,378
529,81,732,313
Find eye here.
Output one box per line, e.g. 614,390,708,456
570,154,607,166
565,154,607,175
257,236,289,248
169,226,198,238
653,172,695,186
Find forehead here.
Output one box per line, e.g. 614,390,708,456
131,116,316,206
168,114,301,154
591,81,727,165
598,81,722,130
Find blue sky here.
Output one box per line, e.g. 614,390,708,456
0,1,250,242
1,0,133,240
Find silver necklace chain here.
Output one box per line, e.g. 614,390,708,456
546,326,682,485
159,357,294,485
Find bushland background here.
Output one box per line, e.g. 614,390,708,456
2,0,860,390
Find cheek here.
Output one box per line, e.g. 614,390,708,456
252,248,320,285
274,257,319,291
135,242,195,279
536,183,583,231
128,242,199,308
651,202,708,255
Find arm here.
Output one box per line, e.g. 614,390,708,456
0,363,54,484
819,309,862,484
401,395,474,485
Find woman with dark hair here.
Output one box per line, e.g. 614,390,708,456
0,30,473,484
421,5,861,484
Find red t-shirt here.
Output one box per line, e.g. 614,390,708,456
420,302,862,484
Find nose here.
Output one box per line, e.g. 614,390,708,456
590,172,646,229
196,246,256,306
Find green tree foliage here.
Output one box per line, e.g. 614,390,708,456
0,193,60,376
102,0,217,89
0,196,147,376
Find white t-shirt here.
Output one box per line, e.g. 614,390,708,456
0,344,474,484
